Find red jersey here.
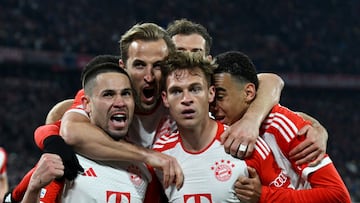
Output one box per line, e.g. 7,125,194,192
258,104,351,203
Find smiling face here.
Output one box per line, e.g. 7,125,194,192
123,39,168,113
83,72,135,140
212,73,250,125
162,68,215,129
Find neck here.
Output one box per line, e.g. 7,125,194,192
179,118,218,152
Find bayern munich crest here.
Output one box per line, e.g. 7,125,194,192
211,160,235,182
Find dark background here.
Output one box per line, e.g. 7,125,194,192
1,0,359,201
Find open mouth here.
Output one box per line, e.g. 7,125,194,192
182,109,195,114
143,88,155,99
111,114,126,122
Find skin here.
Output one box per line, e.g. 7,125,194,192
120,39,167,113
82,72,135,140
44,25,322,193
171,32,285,159
61,39,183,189
172,34,209,57
21,154,64,203
49,31,322,182
0,150,8,203
213,72,349,203
45,99,73,124
162,67,217,152
213,73,255,125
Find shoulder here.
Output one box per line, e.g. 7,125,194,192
263,104,310,133
152,132,180,152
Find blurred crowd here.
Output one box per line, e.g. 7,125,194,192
1,0,359,73
0,0,359,201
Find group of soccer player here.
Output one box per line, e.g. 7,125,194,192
1,19,351,202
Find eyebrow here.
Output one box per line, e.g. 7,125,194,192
215,87,226,92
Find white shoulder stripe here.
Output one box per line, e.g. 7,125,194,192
152,133,179,150
254,138,271,160
265,113,299,143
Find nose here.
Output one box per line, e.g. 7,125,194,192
181,90,193,105
144,66,155,82
113,95,126,108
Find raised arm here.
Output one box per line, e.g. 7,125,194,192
21,154,64,203
221,73,284,158
45,99,74,124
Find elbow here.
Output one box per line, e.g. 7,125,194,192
60,122,77,146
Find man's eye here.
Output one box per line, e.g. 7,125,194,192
134,63,145,69
191,86,202,93
103,92,114,97
170,90,181,95
122,90,133,97
216,94,224,101
153,63,161,70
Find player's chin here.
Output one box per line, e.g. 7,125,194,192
108,128,128,140
139,100,158,112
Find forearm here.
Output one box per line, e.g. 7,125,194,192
60,113,149,162
21,187,41,203
0,176,9,201
297,112,324,128
244,73,284,125
45,99,74,124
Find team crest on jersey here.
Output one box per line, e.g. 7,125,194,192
127,164,143,186
211,159,235,182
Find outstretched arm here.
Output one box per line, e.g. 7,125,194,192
61,111,184,189
45,99,74,124
221,73,284,158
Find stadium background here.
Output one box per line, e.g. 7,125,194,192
1,0,359,201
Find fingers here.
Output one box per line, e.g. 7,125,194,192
308,153,325,167
220,129,230,145
221,125,258,159
247,167,258,178
33,154,64,188
297,124,311,136
174,161,184,190
289,139,311,158
161,156,184,190
147,151,184,190
234,176,256,203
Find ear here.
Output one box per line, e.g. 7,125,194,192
161,91,170,108
119,59,126,69
206,54,213,61
81,95,91,114
208,85,215,103
244,83,256,103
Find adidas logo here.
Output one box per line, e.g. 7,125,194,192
81,167,97,177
